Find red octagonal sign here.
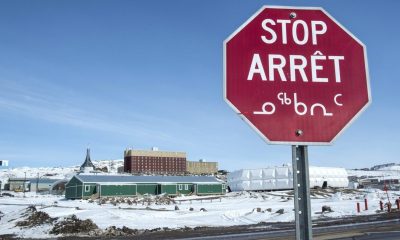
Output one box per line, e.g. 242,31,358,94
224,6,371,145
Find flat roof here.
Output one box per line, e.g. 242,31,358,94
8,178,62,184
75,175,221,184
124,149,186,158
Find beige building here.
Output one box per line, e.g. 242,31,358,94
186,160,218,175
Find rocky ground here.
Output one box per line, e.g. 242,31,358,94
1,188,399,239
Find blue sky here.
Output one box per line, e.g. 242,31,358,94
0,0,399,170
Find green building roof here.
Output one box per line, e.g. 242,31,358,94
75,175,222,184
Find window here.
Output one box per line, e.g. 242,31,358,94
85,185,90,192
178,184,182,190
185,184,188,190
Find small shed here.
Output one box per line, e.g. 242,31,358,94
8,178,31,192
8,178,63,193
65,175,225,199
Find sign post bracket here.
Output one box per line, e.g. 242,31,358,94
292,145,313,240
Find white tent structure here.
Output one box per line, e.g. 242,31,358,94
228,166,348,191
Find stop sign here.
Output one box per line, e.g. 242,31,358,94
224,6,371,145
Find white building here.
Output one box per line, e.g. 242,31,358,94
0,160,9,167
228,165,348,191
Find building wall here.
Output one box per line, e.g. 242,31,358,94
82,183,97,198
124,149,186,174
159,184,177,195
8,178,62,193
187,161,218,175
65,183,225,199
65,177,83,199
137,183,159,195
30,183,53,192
100,185,137,197
8,180,30,192
65,176,225,199
176,183,193,195
197,184,224,195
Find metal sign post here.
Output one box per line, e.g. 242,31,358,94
292,145,312,240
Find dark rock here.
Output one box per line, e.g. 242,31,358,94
200,208,207,212
27,205,37,212
193,226,206,231
322,205,333,213
150,227,161,232
102,226,138,236
275,208,284,214
16,210,57,227
104,226,119,236
175,205,179,210
122,226,138,235
1,193,15,197
50,214,98,235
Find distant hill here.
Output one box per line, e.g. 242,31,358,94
0,159,124,186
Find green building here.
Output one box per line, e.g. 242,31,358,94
65,175,225,199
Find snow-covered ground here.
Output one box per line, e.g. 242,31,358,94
1,162,400,238
1,189,399,238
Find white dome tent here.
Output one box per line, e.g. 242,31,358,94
227,165,348,191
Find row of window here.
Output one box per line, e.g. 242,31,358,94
133,159,185,161
85,184,223,193
85,184,189,192
131,157,185,160
133,164,185,166
133,163,185,165
178,184,189,191
133,165,185,168
132,164,185,167
134,166,185,169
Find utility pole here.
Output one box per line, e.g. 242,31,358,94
23,172,26,198
36,173,39,194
